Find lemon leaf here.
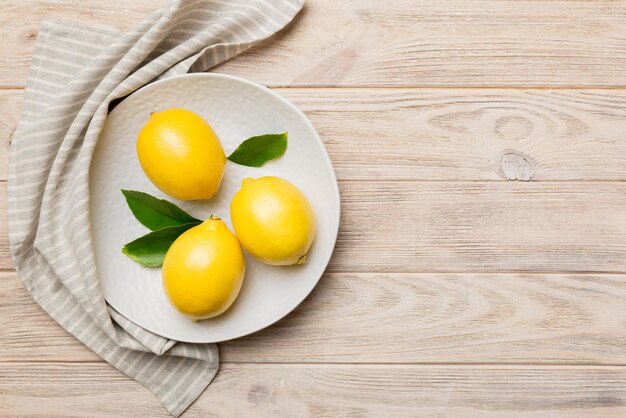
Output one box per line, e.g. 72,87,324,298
122,189,200,231
122,223,199,267
227,132,288,167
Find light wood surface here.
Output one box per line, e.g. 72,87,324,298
4,363,626,417
4,1,626,87
6,89,626,182
4,270,626,364
3,0,626,417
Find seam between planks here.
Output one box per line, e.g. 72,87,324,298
8,180,626,184
7,268,626,275
0,268,626,276
4,361,626,368
4,85,626,92
5,85,626,90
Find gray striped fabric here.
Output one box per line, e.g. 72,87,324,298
7,0,303,416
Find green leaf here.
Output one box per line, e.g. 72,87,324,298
122,189,200,231
122,223,199,267
227,132,288,167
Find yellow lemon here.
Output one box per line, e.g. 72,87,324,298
137,108,225,200
162,216,245,320
230,176,316,266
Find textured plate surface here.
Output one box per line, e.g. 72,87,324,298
89,73,340,343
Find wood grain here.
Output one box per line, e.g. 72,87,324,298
331,181,626,273
0,91,18,181
3,1,626,87
3,270,626,364
0,184,7,269
4,89,626,182
282,89,626,181
3,362,626,417
0,0,161,87
225,272,626,363
2,182,626,272
330,182,626,272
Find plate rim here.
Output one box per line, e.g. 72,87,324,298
95,72,341,343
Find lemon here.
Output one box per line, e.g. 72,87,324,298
162,216,245,320
230,176,316,265
137,108,225,200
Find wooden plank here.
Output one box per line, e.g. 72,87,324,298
4,89,626,182
282,89,626,181
2,362,626,417
226,272,626,363
2,182,626,272
3,270,626,364
330,181,626,273
3,1,626,87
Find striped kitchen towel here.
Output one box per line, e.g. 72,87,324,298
7,0,303,416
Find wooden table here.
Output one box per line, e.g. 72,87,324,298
3,1,626,416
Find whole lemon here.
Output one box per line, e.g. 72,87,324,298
137,108,225,200
230,176,316,265
162,216,245,320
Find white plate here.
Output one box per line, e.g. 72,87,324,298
90,73,340,343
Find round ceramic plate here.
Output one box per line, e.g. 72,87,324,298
90,73,340,343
